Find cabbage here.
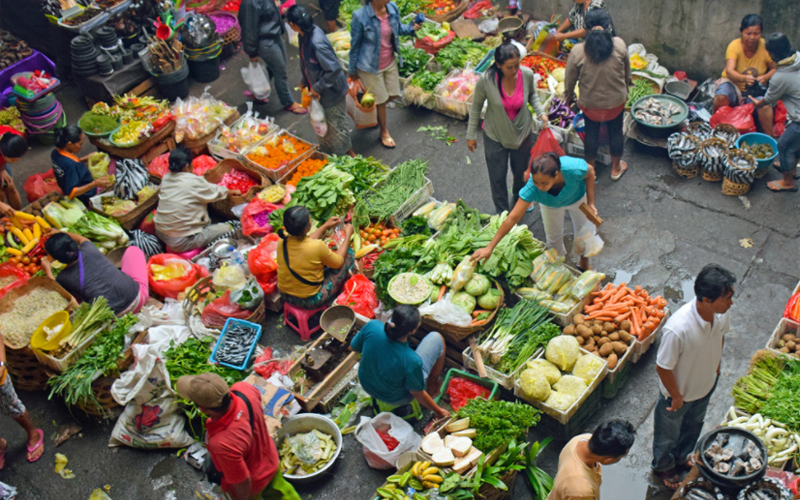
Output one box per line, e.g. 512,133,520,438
465,274,490,296
519,369,550,401
544,391,577,412
69,212,129,246
477,289,502,310
553,375,587,397
545,336,581,372
526,359,562,385
451,292,476,315
551,67,565,82
572,354,605,383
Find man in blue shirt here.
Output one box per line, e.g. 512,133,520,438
350,305,450,418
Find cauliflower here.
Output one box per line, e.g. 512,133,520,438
526,359,562,386
572,354,605,383
519,369,551,401
545,336,581,372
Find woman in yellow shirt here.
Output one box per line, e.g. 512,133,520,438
713,14,777,136
276,206,354,308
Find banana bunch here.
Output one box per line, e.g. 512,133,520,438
376,461,444,500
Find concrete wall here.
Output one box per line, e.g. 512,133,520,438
523,0,800,80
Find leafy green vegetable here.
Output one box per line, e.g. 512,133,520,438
416,23,449,42
408,70,446,92
287,165,355,222
456,398,540,453
352,159,428,229
435,38,490,72
337,0,361,27
69,211,129,247
399,215,431,237
327,155,390,196
477,300,553,374
396,0,427,16
477,224,546,289
496,321,561,374
399,44,431,78
372,238,431,307
525,438,554,500
53,297,116,358
418,125,457,145
417,199,486,270
732,351,800,431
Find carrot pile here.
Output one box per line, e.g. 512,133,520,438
583,283,667,341
246,135,311,171
286,157,327,186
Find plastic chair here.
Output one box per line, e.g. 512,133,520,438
283,302,327,341
372,398,423,421
166,247,202,260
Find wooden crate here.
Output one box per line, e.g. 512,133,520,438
89,120,176,160
286,332,359,412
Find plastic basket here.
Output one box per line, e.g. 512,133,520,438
241,130,317,181
462,346,541,390
765,318,799,360
435,368,500,411
388,177,434,225
207,116,279,161
209,318,263,370
630,307,671,363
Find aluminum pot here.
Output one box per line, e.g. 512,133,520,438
275,414,342,484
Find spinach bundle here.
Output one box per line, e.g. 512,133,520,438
398,45,431,79
287,164,355,222
478,225,546,289
326,155,390,196
455,398,540,452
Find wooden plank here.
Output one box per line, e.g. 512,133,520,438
451,19,484,41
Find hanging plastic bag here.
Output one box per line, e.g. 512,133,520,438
241,61,271,101
773,101,788,137
23,169,63,202
148,153,170,179
354,413,422,469
531,127,565,158
247,234,279,294
572,223,604,257
309,98,328,137
285,22,299,47
147,254,206,299
87,152,111,180
191,155,217,176
201,290,251,328
709,104,756,134
230,278,264,310
241,198,282,237
212,262,247,291
0,263,28,300
336,274,379,318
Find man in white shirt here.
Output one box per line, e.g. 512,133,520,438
651,264,736,490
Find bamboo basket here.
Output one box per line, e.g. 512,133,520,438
182,276,266,327
672,161,699,179
5,346,49,391
421,282,504,342
0,278,78,350
701,170,723,182
203,158,270,218
721,177,751,196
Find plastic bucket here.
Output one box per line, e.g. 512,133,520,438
188,57,220,83
30,311,72,351
153,63,190,100
735,132,778,171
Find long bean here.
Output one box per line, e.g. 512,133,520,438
353,159,428,229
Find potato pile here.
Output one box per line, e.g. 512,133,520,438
774,331,799,356
562,313,634,370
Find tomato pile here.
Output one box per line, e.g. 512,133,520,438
426,0,457,15
521,55,566,89
359,221,400,247
7,254,42,276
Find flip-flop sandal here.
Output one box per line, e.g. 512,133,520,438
767,181,798,192
611,162,629,181
243,90,268,103
381,137,396,149
654,469,682,490
286,104,308,115
26,428,44,463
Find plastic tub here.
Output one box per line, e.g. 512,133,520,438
735,132,778,170
29,311,72,351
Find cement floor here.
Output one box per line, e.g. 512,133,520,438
0,18,798,500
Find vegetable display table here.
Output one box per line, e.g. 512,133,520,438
89,120,176,159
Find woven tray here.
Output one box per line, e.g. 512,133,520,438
426,0,469,23
421,282,504,342
90,120,176,159
203,158,270,218
182,276,266,327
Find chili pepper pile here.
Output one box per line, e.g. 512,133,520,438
217,170,258,193
522,55,565,89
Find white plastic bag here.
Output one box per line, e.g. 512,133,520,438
418,294,472,327
285,22,299,47
573,222,604,257
309,98,328,137
241,61,271,100
354,413,422,469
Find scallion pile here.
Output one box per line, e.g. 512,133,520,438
52,298,116,358
732,350,800,431
477,301,555,373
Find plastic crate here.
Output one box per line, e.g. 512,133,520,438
207,116,279,161
600,356,632,399
765,318,799,359
241,130,316,181
209,318,263,370
388,177,434,225
514,348,607,425
433,93,473,121
533,384,602,441
462,346,542,390
434,368,500,411
630,307,671,364
515,265,598,327
565,142,613,166
33,322,111,374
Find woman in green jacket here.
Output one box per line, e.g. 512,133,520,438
467,41,548,214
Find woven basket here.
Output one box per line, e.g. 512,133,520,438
701,170,723,182
477,469,518,500
426,0,470,22
421,282,504,342
6,346,49,391
182,276,266,327
210,11,241,58
672,161,699,179
721,177,751,196
700,138,729,174
711,123,740,147
203,158,270,218
685,121,712,140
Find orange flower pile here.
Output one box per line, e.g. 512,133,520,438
286,157,328,186
246,134,311,171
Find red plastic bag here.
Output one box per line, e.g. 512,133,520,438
710,104,756,134
201,290,250,328
376,430,399,451
336,274,379,319
139,210,157,235
241,199,283,237
147,254,207,299
531,127,565,158
773,101,788,137
446,377,491,411
463,0,492,18
23,169,63,203
784,293,800,322
191,155,217,176
248,234,279,294
148,153,170,179
0,263,28,300
253,347,294,378
414,31,456,55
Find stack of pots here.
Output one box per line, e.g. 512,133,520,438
97,27,125,72
71,35,99,78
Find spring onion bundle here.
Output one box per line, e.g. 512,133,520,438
732,350,800,432
477,300,553,372
52,298,116,358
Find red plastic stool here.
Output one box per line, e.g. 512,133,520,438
283,302,327,341
166,247,203,260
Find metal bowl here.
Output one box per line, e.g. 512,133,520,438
695,428,768,491
320,305,356,341
497,17,523,35
276,414,342,484
631,94,689,138
211,238,238,258
665,80,692,101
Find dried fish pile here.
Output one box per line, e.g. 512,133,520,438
724,149,756,184
703,432,763,477
685,121,712,141
214,321,260,368
712,124,740,147
634,97,682,126
700,138,730,173
0,31,32,70
737,478,792,500
680,482,720,500
667,133,702,167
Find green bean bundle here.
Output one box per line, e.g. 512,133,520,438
353,159,428,229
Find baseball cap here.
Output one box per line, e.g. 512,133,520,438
176,373,230,408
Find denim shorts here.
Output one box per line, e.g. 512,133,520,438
416,332,444,381
714,82,740,107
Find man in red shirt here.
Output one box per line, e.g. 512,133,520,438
176,373,301,500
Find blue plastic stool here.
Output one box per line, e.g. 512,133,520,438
372,398,423,421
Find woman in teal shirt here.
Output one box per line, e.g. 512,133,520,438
350,305,450,418
473,152,598,271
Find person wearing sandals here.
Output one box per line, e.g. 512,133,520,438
239,0,307,115
0,330,45,469
276,206,355,309
287,5,355,157
348,0,420,148
751,33,800,193
564,8,630,181
467,41,549,215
